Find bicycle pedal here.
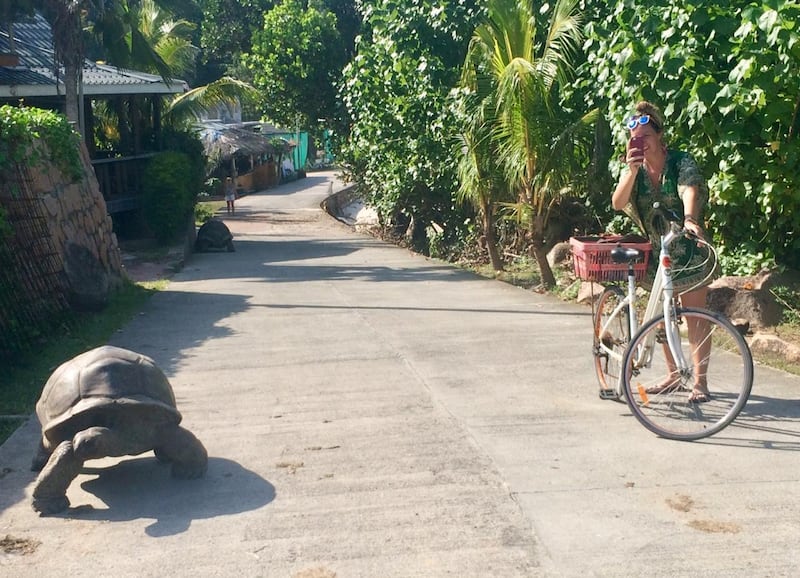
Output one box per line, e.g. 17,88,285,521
599,389,620,400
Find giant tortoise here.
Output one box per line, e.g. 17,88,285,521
195,218,235,252
31,346,208,515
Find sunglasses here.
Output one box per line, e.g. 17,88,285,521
626,114,661,131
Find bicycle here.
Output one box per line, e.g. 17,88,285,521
571,206,754,440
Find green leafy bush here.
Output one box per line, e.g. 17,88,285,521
0,104,83,182
161,128,206,194
582,0,800,272
141,152,195,244
194,202,216,224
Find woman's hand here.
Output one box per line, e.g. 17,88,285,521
683,217,704,239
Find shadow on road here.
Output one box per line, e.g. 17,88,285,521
68,456,276,537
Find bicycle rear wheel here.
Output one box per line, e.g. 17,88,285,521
593,286,629,399
622,307,753,440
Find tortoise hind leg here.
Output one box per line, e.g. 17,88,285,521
156,426,208,479
32,440,83,515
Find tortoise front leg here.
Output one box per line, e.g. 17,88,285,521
31,438,52,472
31,440,83,515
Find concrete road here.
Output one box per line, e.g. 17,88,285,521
2,171,800,577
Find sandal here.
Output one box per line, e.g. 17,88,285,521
688,388,711,403
646,379,688,395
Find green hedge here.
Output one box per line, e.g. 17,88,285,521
141,152,195,244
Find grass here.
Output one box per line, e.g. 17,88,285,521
473,255,543,290
0,279,163,444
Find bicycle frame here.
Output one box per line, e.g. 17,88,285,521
596,225,691,395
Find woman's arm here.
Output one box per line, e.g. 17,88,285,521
612,166,639,210
612,136,645,210
679,184,704,237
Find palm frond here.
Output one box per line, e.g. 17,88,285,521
165,77,259,125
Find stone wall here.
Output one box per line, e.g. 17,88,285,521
23,140,123,287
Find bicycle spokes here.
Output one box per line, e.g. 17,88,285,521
623,308,753,441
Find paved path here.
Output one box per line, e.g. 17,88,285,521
2,170,800,577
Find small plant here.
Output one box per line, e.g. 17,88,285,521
201,177,221,197
771,285,800,326
717,246,778,277
194,202,217,224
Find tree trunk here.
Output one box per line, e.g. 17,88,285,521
532,242,556,288
481,200,503,271
43,0,83,134
531,214,556,287
63,63,80,128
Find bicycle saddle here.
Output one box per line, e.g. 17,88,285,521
610,245,645,264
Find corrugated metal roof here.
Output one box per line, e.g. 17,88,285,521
0,12,186,99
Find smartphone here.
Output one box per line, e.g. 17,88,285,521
627,135,645,162
628,135,645,153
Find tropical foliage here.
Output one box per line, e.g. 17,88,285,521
583,0,800,270
339,0,483,251
458,0,596,286
141,151,197,243
243,0,345,128
14,0,800,274
0,104,82,182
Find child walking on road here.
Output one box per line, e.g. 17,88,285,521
225,177,236,215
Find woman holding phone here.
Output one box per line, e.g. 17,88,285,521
611,100,718,403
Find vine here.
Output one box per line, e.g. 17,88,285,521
0,104,83,183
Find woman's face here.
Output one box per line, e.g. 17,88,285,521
631,123,662,155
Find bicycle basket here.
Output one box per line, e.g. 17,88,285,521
569,235,652,282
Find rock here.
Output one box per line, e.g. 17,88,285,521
547,241,572,268
63,241,110,312
730,318,751,336
749,332,800,364
706,271,782,329
576,281,603,304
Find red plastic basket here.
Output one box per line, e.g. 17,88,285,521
569,235,652,282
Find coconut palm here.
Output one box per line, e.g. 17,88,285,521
463,0,597,287
133,0,198,79
453,82,508,271
39,0,83,127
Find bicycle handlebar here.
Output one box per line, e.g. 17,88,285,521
651,203,717,293
652,202,699,240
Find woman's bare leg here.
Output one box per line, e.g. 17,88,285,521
680,287,711,401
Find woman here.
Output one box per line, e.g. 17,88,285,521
612,101,717,403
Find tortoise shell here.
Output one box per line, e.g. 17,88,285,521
196,219,233,249
36,346,181,443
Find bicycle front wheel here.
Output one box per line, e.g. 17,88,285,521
622,307,753,441
593,286,629,399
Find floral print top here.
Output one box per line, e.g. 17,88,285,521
624,150,717,291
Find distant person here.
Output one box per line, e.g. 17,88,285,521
224,176,236,215
281,157,294,179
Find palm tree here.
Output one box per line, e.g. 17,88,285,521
119,0,198,79
453,83,508,271
40,0,83,129
463,0,596,287
86,0,174,80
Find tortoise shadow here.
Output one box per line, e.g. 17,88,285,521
71,456,275,537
